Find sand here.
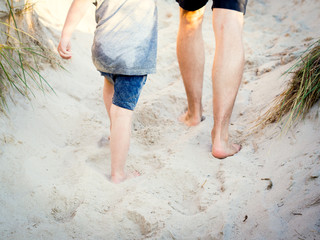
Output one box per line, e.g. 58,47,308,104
0,0,319,239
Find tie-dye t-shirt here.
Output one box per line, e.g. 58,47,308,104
91,0,158,75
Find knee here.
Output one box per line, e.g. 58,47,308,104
179,8,204,31
213,10,244,41
110,104,133,119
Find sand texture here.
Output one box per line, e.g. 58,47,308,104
0,0,320,239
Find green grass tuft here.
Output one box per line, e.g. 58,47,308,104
254,39,320,132
0,0,63,112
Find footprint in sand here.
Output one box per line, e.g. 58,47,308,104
85,152,109,177
124,195,171,238
49,187,84,223
127,210,164,238
163,171,213,215
216,162,226,193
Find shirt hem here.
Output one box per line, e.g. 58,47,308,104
96,67,156,76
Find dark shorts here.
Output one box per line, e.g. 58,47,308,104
176,0,248,14
101,73,147,111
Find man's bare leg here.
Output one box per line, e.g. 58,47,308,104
110,104,139,183
211,9,245,159
177,7,205,126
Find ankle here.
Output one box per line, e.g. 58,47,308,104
188,113,202,124
211,127,229,143
111,171,126,183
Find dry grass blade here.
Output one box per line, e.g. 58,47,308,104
253,39,320,132
0,0,62,111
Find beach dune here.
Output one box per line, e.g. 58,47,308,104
0,0,319,239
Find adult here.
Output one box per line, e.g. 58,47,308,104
176,0,247,159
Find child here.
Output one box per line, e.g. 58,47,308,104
58,0,158,183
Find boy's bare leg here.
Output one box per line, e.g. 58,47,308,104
211,9,244,159
110,104,138,183
177,7,205,126
103,77,114,127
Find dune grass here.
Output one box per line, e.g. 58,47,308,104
255,39,320,132
0,0,61,111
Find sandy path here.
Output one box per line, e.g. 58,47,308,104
0,0,319,239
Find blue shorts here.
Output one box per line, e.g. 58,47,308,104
101,73,147,111
176,0,248,14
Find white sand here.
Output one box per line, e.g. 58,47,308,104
1,0,320,239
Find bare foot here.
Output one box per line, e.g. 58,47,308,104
111,170,140,184
212,141,241,159
179,110,205,126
